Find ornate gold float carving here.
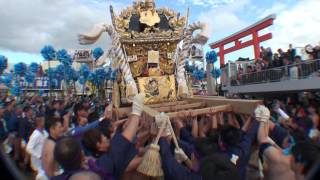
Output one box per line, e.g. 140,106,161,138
79,0,210,104
138,75,177,104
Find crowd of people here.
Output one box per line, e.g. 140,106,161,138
0,91,320,180
228,44,320,86
258,44,297,69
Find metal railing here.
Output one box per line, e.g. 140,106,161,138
230,59,320,86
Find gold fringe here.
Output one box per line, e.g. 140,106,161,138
137,144,164,177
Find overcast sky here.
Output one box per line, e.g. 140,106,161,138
1,0,320,65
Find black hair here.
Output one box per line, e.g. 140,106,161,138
54,137,82,171
294,55,302,60
74,103,86,116
82,129,103,156
36,113,45,118
207,129,219,143
219,125,242,149
194,137,219,158
23,105,32,112
98,120,112,138
45,117,62,132
52,100,60,105
304,116,315,130
292,141,320,175
198,154,240,180
289,127,309,143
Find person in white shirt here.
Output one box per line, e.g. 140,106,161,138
26,114,48,179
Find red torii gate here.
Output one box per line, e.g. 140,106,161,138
210,14,276,65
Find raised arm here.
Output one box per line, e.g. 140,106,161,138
68,105,111,136
256,105,270,144
218,112,224,126
241,115,253,132
62,111,72,133
255,105,283,164
159,138,201,180
122,93,145,142
190,111,199,138
210,111,218,129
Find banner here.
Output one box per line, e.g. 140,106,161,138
73,49,93,62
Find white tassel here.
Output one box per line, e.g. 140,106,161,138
277,108,290,120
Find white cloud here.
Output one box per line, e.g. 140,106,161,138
0,0,126,54
197,0,250,42
264,0,320,51
259,2,287,19
173,0,235,7
189,0,235,6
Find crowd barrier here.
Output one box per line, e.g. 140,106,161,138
231,59,320,86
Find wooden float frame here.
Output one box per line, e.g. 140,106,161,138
117,96,262,120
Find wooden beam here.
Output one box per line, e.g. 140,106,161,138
117,107,131,118
186,97,262,115
155,102,206,113
193,95,226,99
118,105,161,119
166,105,232,119
148,101,189,108
143,105,160,118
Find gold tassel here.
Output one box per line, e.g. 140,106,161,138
136,144,164,177
137,117,167,177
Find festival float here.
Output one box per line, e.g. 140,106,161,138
79,0,261,153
